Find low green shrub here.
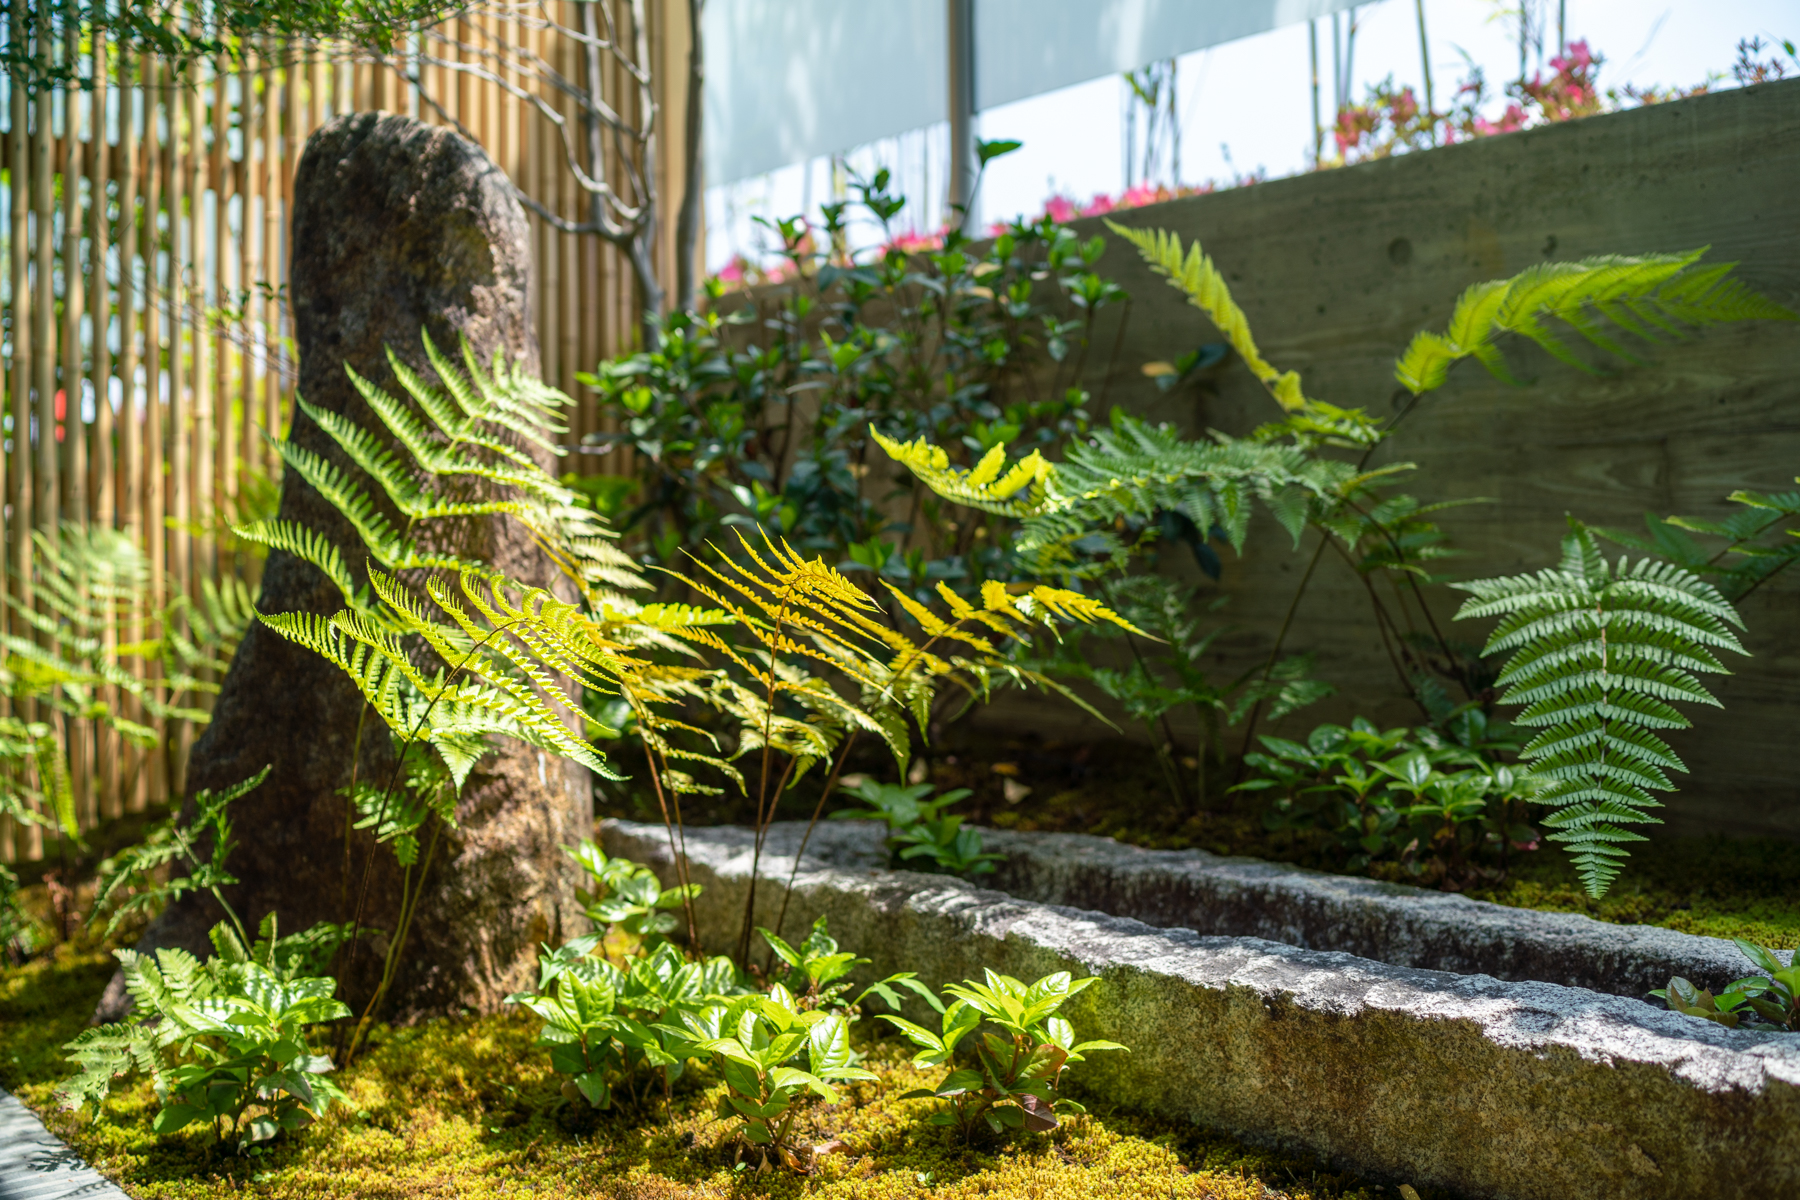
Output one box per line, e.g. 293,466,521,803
830,779,1000,876
1233,714,1544,886
56,918,352,1151
883,969,1124,1140
1651,938,1799,1032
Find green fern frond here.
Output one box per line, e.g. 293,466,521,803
1105,221,1312,412
1454,519,1748,897
235,519,357,604
1396,248,1796,395
876,404,1358,580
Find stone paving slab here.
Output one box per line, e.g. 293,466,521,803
0,1090,129,1200
604,818,1800,1200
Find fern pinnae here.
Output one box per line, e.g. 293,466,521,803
1398,247,1795,396
1454,520,1748,897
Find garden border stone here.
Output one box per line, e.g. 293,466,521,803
603,818,1800,1200
701,820,1789,996
0,1088,131,1200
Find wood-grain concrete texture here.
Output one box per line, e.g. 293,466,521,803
975,78,1800,838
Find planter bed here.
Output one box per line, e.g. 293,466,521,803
604,819,1800,1200
718,820,1788,996
0,948,1389,1200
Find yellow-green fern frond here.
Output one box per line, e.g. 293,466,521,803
868,428,1050,517
1396,248,1797,395
1105,221,1311,412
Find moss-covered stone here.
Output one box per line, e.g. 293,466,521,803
605,819,1800,1200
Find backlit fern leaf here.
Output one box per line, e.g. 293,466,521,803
1396,248,1796,395
880,410,1358,579
1105,221,1312,412
1453,520,1747,897
868,429,1051,517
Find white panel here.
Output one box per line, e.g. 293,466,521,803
975,0,1363,110
703,0,946,187
704,0,1364,186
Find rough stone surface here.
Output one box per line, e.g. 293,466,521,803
101,114,587,1022
740,821,1789,996
604,818,1800,1200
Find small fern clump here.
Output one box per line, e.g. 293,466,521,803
1453,522,1748,897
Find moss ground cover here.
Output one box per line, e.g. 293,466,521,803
1,945,1410,1200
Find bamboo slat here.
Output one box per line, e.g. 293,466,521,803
1,6,680,860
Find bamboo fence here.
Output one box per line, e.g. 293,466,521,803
0,1,688,863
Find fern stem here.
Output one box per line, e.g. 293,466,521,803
1093,298,1134,414
1325,535,1423,710
346,817,441,1066
637,731,700,953
1233,527,1330,777
767,728,860,949
1125,632,1189,809
338,614,529,1012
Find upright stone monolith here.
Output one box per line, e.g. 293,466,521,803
103,113,588,1020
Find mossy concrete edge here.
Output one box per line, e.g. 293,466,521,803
604,818,1800,1200
746,820,1785,996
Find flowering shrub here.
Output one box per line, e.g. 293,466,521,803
1331,38,1717,165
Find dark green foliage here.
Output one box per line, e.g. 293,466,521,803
2,1,462,93
1031,574,1333,809
827,779,999,876
757,916,939,1015
1596,481,1800,602
680,985,879,1168
1233,716,1545,886
1650,938,1799,1032
505,933,738,1111
1453,521,1748,898
57,912,352,1151
569,839,699,943
579,178,1123,598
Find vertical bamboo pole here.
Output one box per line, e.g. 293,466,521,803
89,21,118,821
212,45,236,591
557,7,579,401
58,5,84,556
262,48,280,446
22,3,52,858
167,41,189,672
31,4,56,554
142,52,167,808
0,0,23,861
238,52,258,493
190,49,213,594
212,47,232,578
533,12,555,391
117,45,147,815
89,25,111,528
7,0,32,638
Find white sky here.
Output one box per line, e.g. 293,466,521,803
704,0,1797,271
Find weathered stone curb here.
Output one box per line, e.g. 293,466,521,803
711,819,1786,997
0,1088,131,1200
604,818,1800,1200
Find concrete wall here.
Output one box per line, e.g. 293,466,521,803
972,79,1800,839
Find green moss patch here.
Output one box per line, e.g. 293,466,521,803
2,948,1417,1200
